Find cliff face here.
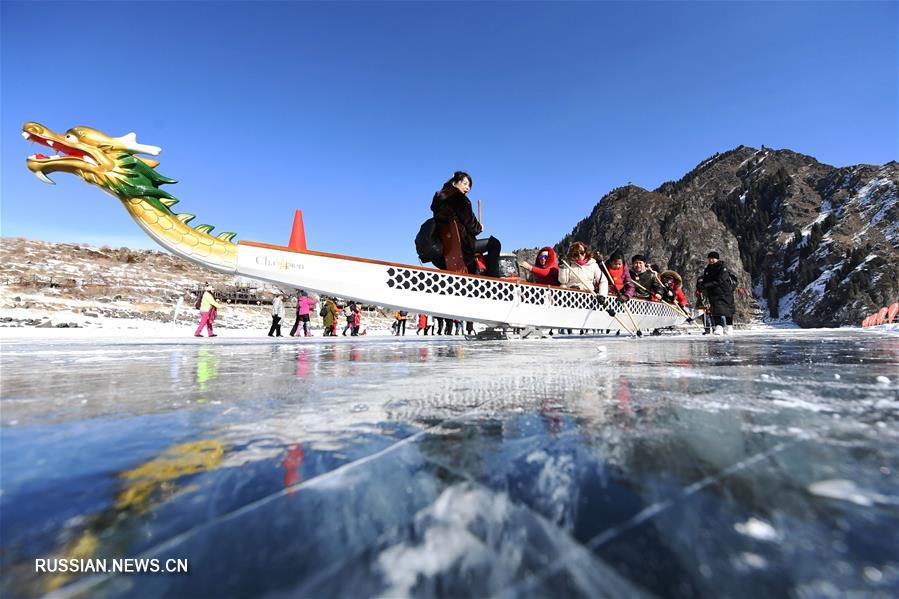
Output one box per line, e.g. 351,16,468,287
542,147,898,327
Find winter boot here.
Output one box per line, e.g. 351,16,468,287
713,325,724,336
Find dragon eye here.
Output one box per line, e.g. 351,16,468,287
65,134,78,143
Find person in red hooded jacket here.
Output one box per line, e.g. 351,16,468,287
520,246,560,286
659,270,688,307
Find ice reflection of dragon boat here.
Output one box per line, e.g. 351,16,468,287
22,122,684,332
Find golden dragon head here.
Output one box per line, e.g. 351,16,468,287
23,121,176,205
22,122,236,243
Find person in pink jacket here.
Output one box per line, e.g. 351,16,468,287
290,290,317,337
351,304,361,336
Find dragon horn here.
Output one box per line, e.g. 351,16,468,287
113,132,162,156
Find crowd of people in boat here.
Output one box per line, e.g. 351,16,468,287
420,171,739,335
191,170,738,338
192,261,735,339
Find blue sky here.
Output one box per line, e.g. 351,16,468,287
2,1,896,263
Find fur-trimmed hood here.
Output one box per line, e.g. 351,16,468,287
661,270,683,288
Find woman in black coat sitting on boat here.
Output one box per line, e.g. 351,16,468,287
430,171,501,277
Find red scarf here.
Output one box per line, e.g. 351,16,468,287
607,264,624,293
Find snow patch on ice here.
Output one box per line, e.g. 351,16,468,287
735,552,768,570
808,479,874,506
526,450,549,463
377,484,515,595
734,518,780,541
769,389,831,413
531,453,576,525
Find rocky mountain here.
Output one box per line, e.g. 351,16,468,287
542,146,897,327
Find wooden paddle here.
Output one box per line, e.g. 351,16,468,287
598,260,642,336
559,259,637,337
633,274,704,331
651,271,707,330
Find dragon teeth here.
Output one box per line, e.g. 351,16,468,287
46,140,54,147
34,170,55,185
21,132,30,139
83,155,98,166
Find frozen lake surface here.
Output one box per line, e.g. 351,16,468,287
1,329,897,598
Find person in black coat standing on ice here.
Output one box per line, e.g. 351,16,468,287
701,251,736,336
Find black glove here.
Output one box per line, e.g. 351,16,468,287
607,308,617,317
686,317,694,323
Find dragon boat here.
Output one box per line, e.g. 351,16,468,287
21,122,686,333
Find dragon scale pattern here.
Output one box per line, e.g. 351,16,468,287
123,199,236,270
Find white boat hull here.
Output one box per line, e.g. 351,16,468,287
236,241,685,332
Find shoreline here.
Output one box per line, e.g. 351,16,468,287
0,323,870,343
